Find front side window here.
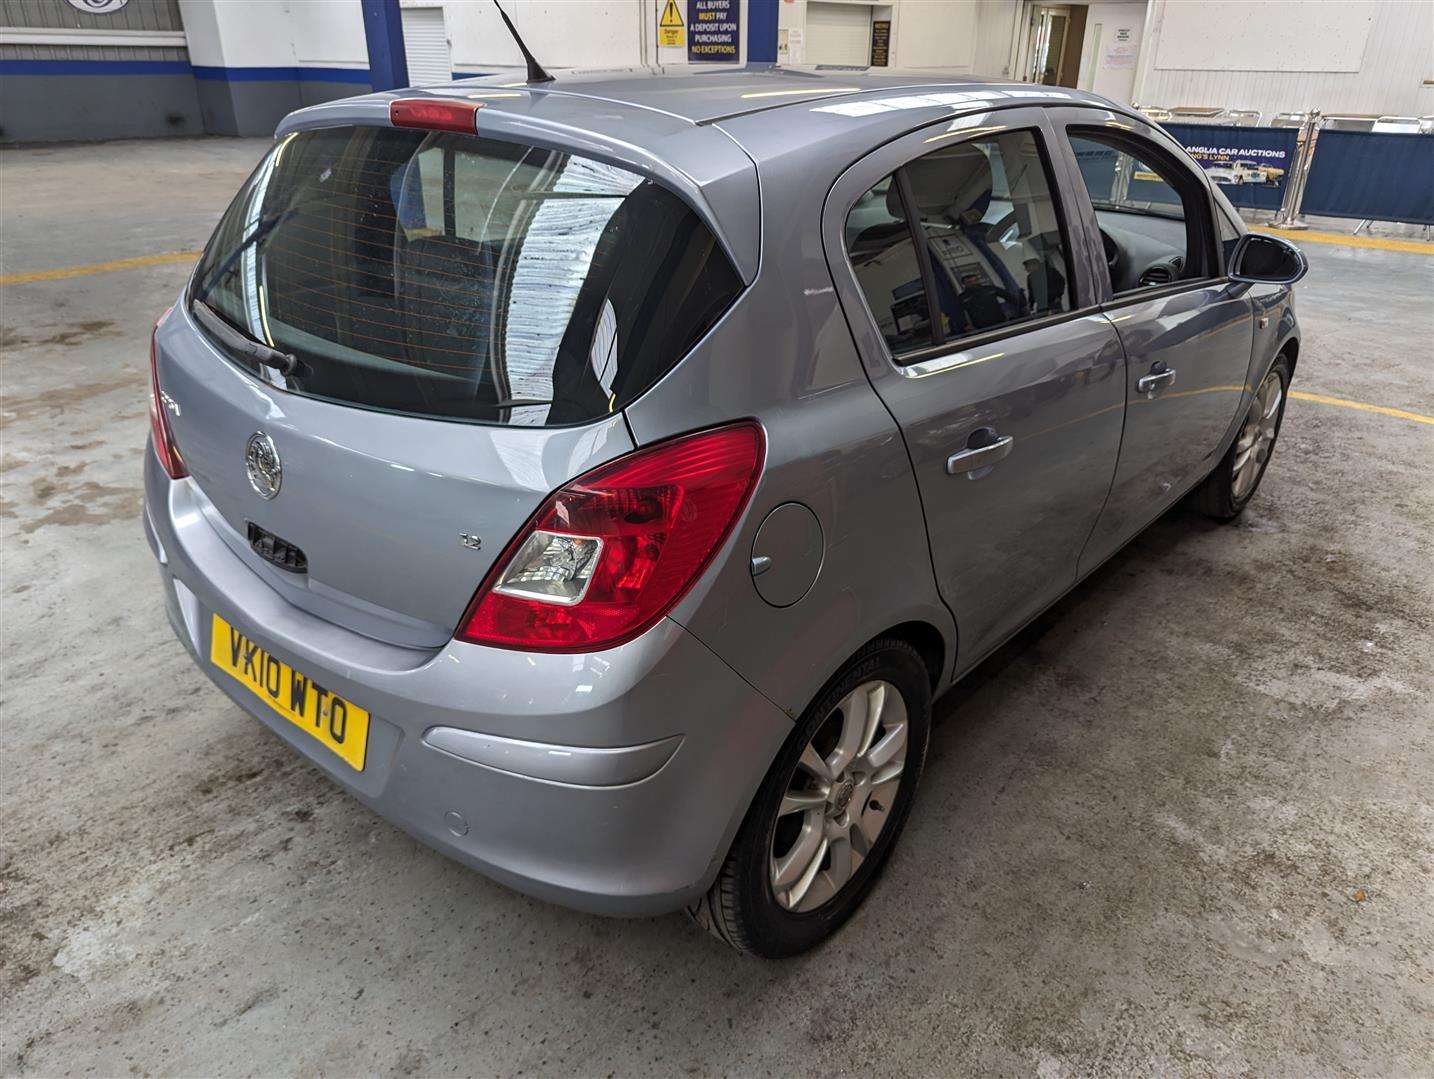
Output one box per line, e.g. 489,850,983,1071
1068,130,1214,292
845,129,1073,362
191,127,743,426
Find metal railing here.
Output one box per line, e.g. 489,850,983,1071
1142,105,1434,135
1272,111,1321,229
1133,104,1263,125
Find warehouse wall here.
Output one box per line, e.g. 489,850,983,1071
177,0,740,137
177,0,370,138
445,0,646,72
777,0,1017,74
1135,0,1434,118
0,0,202,142
11,0,1426,145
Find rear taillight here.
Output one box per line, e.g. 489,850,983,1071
149,312,187,479
457,422,765,653
389,99,482,133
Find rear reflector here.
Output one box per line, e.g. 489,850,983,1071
389,99,482,134
456,423,765,653
149,310,187,479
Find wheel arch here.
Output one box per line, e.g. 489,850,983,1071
1278,334,1299,376
864,619,951,694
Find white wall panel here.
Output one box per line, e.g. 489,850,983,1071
1155,1,1374,73
446,0,645,72
290,0,368,68
1074,0,1144,102
894,0,978,70
1138,0,1434,118
180,0,367,68
971,0,1019,78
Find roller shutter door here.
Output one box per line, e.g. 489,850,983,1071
805,2,873,66
402,7,451,86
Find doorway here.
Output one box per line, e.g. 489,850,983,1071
1025,3,1087,87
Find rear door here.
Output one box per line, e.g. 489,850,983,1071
824,108,1125,668
159,123,745,647
1045,108,1255,569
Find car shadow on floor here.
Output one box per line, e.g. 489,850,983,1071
929,499,1221,728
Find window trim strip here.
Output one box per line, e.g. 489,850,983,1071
893,305,1104,378
1100,276,1226,314
894,167,946,348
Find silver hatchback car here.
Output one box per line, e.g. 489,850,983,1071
145,68,1306,957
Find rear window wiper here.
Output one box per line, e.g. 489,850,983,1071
193,206,299,304
191,298,299,376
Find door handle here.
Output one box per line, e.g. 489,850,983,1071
947,433,1014,477
1136,365,1177,398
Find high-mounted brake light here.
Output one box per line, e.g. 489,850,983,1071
457,423,765,653
389,99,483,134
149,311,187,479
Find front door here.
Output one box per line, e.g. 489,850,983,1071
825,110,1125,669
1046,112,1255,568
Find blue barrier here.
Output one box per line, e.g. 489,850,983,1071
1070,142,1182,208
1163,123,1298,211
1300,130,1434,225
1072,142,1119,197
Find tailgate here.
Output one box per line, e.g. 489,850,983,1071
156,306,633,647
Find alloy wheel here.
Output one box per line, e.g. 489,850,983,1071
768,680,908,913
1232,368,1284,500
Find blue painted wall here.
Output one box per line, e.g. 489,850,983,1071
0,60,203,143
747,0,779,63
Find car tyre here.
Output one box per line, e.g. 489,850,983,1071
687,638,931,958
1195,355,1291,521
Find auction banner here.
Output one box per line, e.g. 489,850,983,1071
1162,123,1300,211
688,0,739,62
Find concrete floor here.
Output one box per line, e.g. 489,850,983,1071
2,137,1432,1077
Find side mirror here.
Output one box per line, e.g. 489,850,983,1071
1228,233,1308,285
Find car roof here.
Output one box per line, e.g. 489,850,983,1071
290,64,1117,128
462,64,1113,123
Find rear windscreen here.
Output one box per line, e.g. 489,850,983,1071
191,126,743,426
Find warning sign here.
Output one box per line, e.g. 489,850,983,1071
658,0,685,48
688,0,739,63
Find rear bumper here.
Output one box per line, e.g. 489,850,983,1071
143,448,792,915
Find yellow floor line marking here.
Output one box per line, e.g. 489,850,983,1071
0,250,202,286
1291,390,1434,426
1253,226,1433,255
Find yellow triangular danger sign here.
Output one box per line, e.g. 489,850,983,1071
660,0,684,28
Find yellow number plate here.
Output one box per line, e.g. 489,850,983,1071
210,613,370,771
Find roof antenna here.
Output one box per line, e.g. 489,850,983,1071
492,1,554,84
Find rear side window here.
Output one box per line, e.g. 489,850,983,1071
845,177,937,354
191,127,743,426
846,129,1073,361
